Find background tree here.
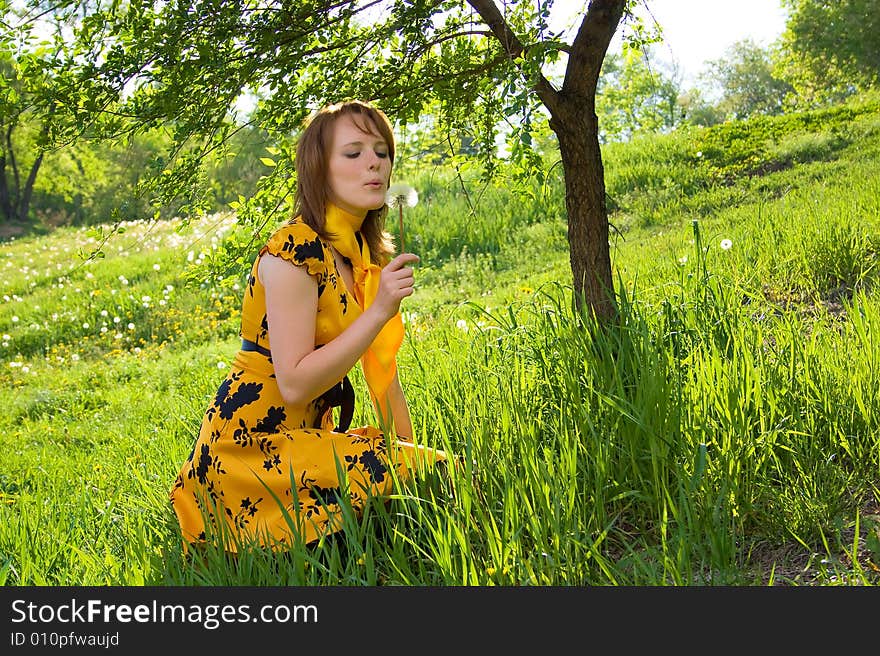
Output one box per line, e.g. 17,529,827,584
43,0,637,322
702,38,793,120
777,0,880,105
0,45,55,225
596,45,685,142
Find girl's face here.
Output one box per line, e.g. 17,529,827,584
326,113,392,218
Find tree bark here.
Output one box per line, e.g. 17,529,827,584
551,97,616,322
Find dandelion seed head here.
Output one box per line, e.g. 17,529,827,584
386,183,419,208
720,239,733,250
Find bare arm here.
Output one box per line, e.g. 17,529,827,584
259,251,419,407
375,372,413,440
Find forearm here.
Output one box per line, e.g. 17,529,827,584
278,305,388,405
376,374,413,440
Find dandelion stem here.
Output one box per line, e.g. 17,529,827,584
398,203,405,253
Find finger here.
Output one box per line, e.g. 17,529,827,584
386,253,420,271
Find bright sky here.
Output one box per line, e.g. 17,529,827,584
554,0,790,86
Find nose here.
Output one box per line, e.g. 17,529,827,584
367,151,381,170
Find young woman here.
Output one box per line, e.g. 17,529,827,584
170,100,446,551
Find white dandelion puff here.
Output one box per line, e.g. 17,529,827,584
720,239,733,250
386,183,418,253
386,182,418,209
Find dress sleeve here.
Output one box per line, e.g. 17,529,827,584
259,221,327,278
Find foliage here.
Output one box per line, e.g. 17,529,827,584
596,44,685,142
702,38,794,120
777,0,880,105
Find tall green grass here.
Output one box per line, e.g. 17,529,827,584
1,93,879,586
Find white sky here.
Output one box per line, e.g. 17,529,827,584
553,0,790,85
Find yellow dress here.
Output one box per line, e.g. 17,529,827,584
169,218,445,551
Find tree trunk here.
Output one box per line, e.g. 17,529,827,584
550,97,616,322
0,154,12,223
468,0,624,323
18,151,44,224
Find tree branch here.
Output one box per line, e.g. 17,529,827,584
465,0,560,113
564,0,627,97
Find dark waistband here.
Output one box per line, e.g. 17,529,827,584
241,337,353,432
241,338,272,357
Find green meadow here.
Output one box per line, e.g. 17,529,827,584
2,92,879,585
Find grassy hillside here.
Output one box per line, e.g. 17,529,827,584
1,92,878,585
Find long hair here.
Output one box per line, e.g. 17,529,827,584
293,100,396,265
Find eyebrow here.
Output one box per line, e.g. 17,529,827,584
341,140,387,148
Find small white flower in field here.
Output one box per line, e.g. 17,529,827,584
216,361,226,369
2,334,9,340
100,309,108,317
82,322,89,329
71,353,80,361
678,255,688,265
720,239,733,250
9,361,21,368
385,183,419,208
153,263,161,271
232,283,240,291
100,327,108,333
113,316,121,323
21,366,29,373
11,316,19,323
456,319,469,332
115,332,123,339
85,272,94,279
127,322,135,330
141,295,151,302
696,151,703,158
133,347,141,354
159,299,166,306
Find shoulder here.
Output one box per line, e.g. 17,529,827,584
260,218,327,276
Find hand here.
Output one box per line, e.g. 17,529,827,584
371,253,419,322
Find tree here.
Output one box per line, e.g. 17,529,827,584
702,38,793,120
777,0,880,105
0,48,53,225
596,45,685,142
46,0,636,321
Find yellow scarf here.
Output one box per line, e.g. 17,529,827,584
323,203,404,407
